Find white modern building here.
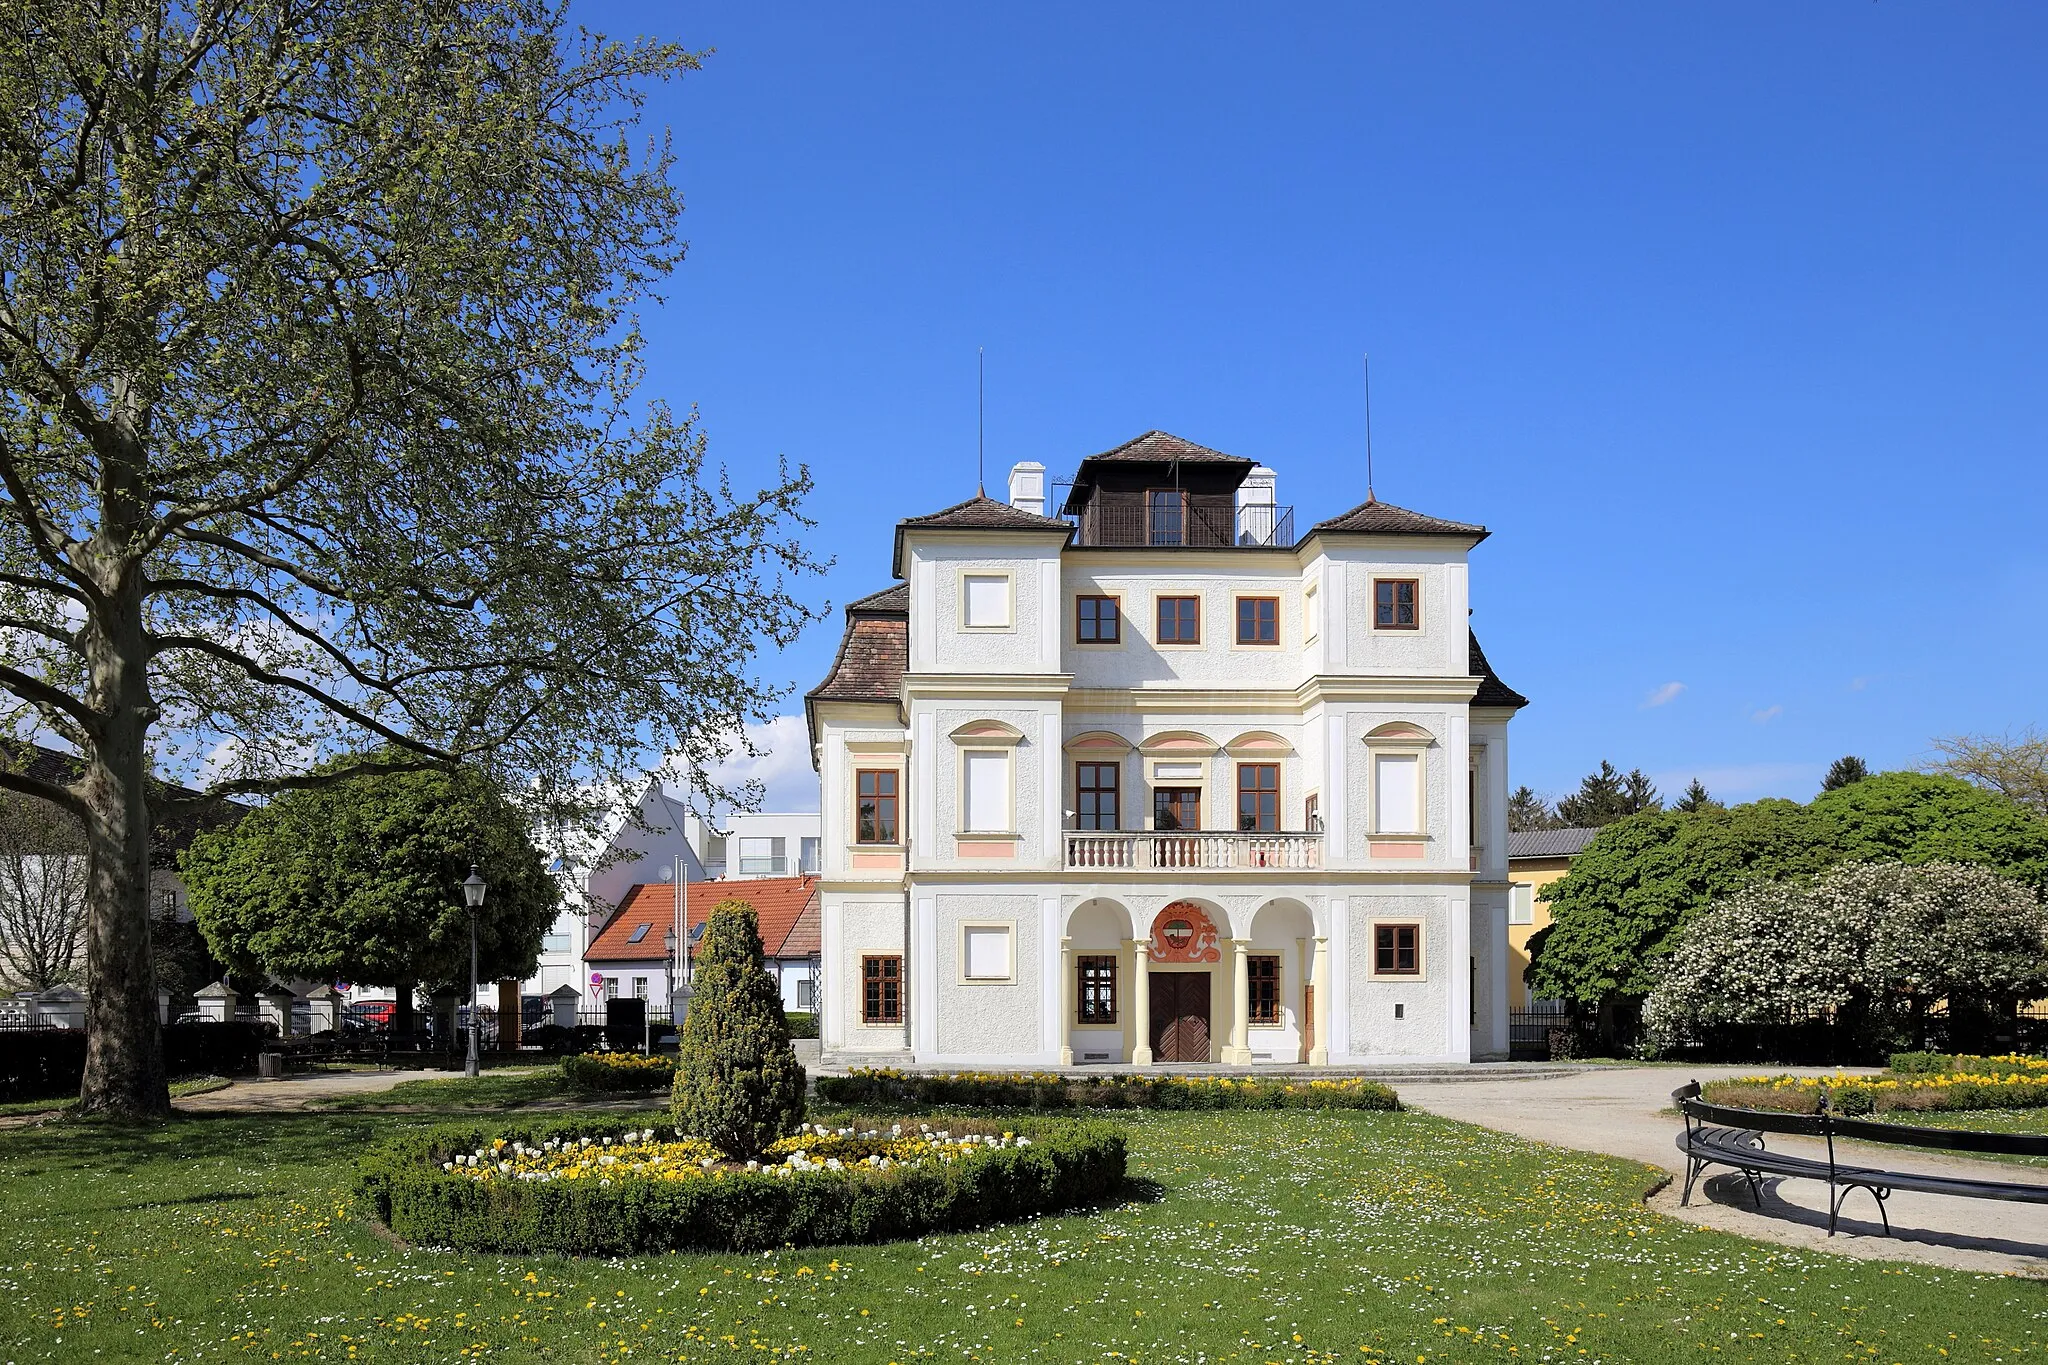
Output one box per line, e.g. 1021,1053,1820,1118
804,431,1526,1068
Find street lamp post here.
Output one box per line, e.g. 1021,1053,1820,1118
462,865,488,1079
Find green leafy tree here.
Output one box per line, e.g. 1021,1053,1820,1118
1672,779,1721,814
1644,862,2048,1055
1821,755,1871,791
0,6,822,1114
671,899,807,1160
1527,801,1838,1013
1812,772,2048,888
1555,762,1662,827
181,765,558,1023
1923,729,2048,817
1507,785,1560,832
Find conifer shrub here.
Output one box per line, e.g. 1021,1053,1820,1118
670,899,806,1159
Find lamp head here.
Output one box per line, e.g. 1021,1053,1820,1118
461,864,487,910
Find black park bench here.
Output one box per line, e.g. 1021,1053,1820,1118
1672,1081,2048,1235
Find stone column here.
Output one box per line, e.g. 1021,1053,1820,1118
1309,935,1331,1066
1058,936,1075,1066
306,984,342,1035
1220,938,1252,1065
1130,938,1153,1066
194,981,236,1024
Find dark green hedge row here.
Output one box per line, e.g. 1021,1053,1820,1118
356,1112,1126,1255
814,1070,1402,1112
0,1022,265,1103
559,1053,675,1093
784,1010,819,1039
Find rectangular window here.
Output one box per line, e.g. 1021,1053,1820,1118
1077,955,1118,1024
963,573,1010,628
1374,578,1419,630
1374,753,1420,833
604,976,619,1000
861,955,902,1023
1374,924,1421,975
1304,583,1319,642
1304,792,1322,833
1156,596,1200,644
1509,883,1535,926
1235,596,1279,645
962,750,1010,832
1076,762,1120,831
1237,763,1279,832
739,837,785,876
1147,489,1186,545
1153,787,1201,832
1076,595,1121,643
541,931,571,954
799,836,820,874
632,977,649,1000
856,769,899,844
795,977,816,1009
1248,955,1281,1024
963,925,1012,981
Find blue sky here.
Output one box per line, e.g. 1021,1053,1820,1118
578,2,2048,813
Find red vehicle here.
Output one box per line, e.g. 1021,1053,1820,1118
345,1000,397,1028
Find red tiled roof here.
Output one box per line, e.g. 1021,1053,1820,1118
1309,497,1489,541
586,876,821,965
1076,429,1254,468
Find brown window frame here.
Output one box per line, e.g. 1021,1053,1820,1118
1374,578,1420,631
1077,954,1118,1024
855,769,899,845
1236,763,1279,833
861,955,903,1024
1076,761,1120,831
1153,786,1201,832
1075,594,1121,644
1234,596,1279,646
1145,488,1188,546
1248,954,1281,1025
1156,595,1201,645
1304,792,1322,833
1373,923,1421,976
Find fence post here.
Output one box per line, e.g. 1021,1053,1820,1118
258,984,296,1037
305,984,342,1035
194,981,236,1024
34,985,86,1029
548,984,580,1031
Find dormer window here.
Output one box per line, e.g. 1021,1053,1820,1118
1147,489,1186,546
1374,578,1419,630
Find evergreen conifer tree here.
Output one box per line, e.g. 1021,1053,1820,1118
1822,755,1871,791
671,899,806,1159
1507,785,1560,832
1673,778,1722,813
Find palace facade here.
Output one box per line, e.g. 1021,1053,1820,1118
804,431,1525,1067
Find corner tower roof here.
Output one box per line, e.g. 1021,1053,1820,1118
891,492,1071,577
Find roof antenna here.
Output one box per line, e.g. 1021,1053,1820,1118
977,347,986,496
1363,351,1377,504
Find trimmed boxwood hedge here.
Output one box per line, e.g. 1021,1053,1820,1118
356,1111,1126,1254
559,1052,675,1093
815,1069,1402,1112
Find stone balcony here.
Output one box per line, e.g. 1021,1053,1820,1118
1064,830,1323,872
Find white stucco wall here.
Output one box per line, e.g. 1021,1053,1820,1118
933,892,1042,1059
1345,891,1458,1060
825,895,908,1053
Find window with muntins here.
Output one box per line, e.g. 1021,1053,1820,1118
1248,955,1281,1024
1235,596,1278,645
1375,578,1419,629
1153,787,1201,832
1156,596,1200,644
861,955,902,1023
1374,924,1420,975
856,769,899,844
1076,595,1120,643
1077,955,1118,1023
1076,762,1120,830
1147,489,1186,545
1237,763,1279,832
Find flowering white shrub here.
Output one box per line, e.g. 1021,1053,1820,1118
1643,861,2048,1052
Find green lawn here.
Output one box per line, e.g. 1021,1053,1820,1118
309,1066,591,1112
0,1074,232,1119
0,1105,2039,1364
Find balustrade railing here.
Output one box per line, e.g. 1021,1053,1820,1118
1065,830,1322,871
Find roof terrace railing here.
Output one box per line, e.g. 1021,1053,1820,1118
1069,502,1296,549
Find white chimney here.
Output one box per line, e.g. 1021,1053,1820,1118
1007,460,1046,516
1237,465,1278,545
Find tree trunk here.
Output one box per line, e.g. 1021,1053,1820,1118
76,571,169,1117
394,983,416,1038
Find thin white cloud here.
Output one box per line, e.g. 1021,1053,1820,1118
1751,705,1783,724
1641,681,1685,709
1848,676,1870,692
699,715,820,814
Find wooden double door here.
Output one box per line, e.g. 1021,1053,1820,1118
1149,971,1212,1063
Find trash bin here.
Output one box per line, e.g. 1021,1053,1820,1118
257,1051,286,1080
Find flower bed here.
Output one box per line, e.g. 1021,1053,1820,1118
559,1050,675,1093
815,1068,1401,1112
1703,1064,2048,1116
1888,1051,2048,1078
356,1112,1126,1254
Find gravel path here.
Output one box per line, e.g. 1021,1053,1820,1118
1399,1063,2048,1278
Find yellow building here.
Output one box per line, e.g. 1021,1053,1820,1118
1505,827,1599,1010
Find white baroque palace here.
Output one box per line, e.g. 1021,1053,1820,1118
804,432,1526,1068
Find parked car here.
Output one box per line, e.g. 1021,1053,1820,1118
345,1000,396,1029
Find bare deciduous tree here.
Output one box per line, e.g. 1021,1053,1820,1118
1924,730,2048,819
0,793,87,992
